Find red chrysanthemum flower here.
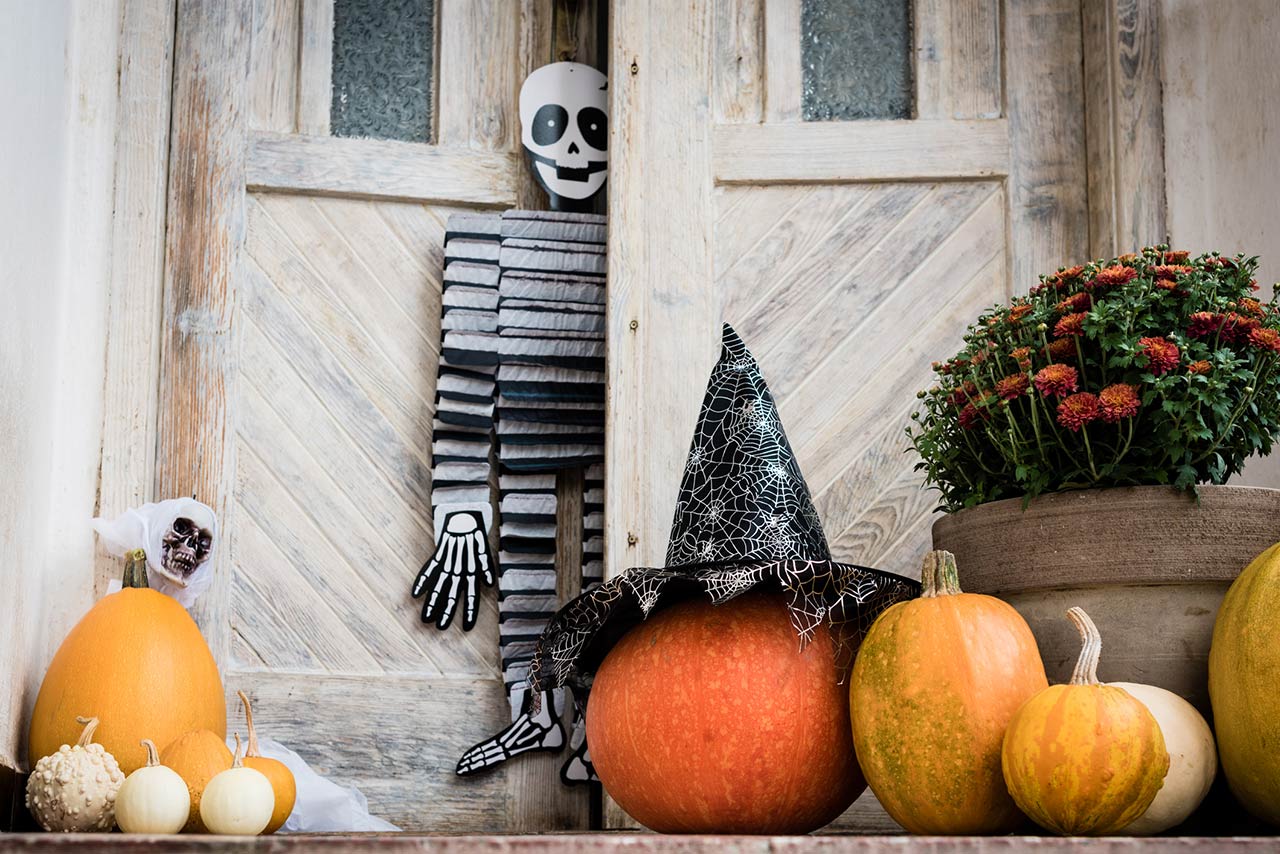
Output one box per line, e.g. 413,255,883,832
1098,383,1141,423
1056,292,1092,313
1188,311,1223,338
1118,253,1140,265
1248,327,1280,353
949,381,978,407
1087,265,1139,290
1048,265,1086,291
1221,312,1262,344
1188,360,1212,375
958,402,987,430
1046,337,1077,361
1250,279,1261,292
1138,336,1180,375
1034,363,1079,397
1163,250,1190,264
1057,392,1100,432
1054,312,1088,338
995,373,1030,400
1010,346,1033,369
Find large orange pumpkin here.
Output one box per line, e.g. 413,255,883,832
586,590,863,834
1002,607,1169,835
28,550,226,774
850,550,1047,834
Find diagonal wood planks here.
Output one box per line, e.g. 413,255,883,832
718,182,1007,580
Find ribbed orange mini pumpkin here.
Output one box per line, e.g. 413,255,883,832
28,550,226,774
586,591,864,834
163,729,234,833
1001,607,1169,836
850,550,1047,834
236,691,296,833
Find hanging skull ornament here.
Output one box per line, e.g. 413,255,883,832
519,62,608,211
160,516,214,586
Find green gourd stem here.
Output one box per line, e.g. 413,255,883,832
122,548,150,589
231,732,244,768
75,716,100,747
1068,606,1102,685
237,691,261,757
920,550,963,598
140,739,161,768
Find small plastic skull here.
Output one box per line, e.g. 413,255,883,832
519,62,608,207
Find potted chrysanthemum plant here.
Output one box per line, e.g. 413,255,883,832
912,246,1280,711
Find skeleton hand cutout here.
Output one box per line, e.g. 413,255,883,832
413,504,494,631
456,688,566,776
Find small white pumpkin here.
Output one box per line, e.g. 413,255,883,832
199,734,275,835
25,716,125,832
116,739,191,833
1117,682,1217,834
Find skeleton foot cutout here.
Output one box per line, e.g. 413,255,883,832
413,504,495,631
455,689,565,776
559,715,597,785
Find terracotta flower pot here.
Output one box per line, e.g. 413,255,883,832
931,485,1280,716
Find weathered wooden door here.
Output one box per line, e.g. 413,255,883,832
144,0,592,832
609,0,1089,583
605,0,1088,826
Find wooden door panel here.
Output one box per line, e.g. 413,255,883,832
718,179,1007,577
235,194,500,678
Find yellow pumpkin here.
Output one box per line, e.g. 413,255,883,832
1209,540,1280,825
850,550,1047,834
1001,607,1169,835
236,691,295,833
163,729,233,833
28,549,225,774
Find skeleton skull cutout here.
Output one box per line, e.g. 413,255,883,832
160,516,214,587
519,62,608,210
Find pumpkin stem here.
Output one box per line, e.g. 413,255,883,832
920,550,963,597
74,716,100,747
237,690,261,757
140,739,161,767
1067,606,1103,686
231,732,244,768
122,548,150,589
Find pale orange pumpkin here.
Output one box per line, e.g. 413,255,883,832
28,549,225,774
163,729,233,833
236,691,296,834
1002,607,1169,835
850,550,1047,834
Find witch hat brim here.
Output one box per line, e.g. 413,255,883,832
524,324,918,697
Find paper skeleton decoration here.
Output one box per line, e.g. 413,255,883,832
92,497,219,608
519,62,608,212
413,209,605,785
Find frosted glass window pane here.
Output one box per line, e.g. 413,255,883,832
802,0,913,121
331,0,434,141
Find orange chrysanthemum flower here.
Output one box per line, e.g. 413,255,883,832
949,381,978,407
1088,265,1139,290
1152,264,1194,281
1188,360,1212,375
1138,336,1180,375
1099,383,1141,423
1054,312,1088,338
1057,392,1100,431
1034,363,1079,398
1163,250,1190,264
1222,312,1262,344
1240,298,1265,317
1048,265,1086,291
995,373,1031,400
1008,303,1034,324
1248,327,1280,354
1010,346,1033,369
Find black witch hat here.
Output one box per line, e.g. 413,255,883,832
526,324,918,698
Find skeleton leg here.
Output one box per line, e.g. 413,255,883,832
456,686,566,775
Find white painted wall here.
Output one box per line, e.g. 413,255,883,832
0,0,120,770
